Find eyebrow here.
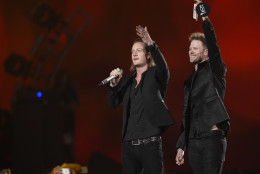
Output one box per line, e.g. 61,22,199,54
131,48,144,51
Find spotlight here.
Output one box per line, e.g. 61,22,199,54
37,91,43,98
32,3,61,30
4,53,32,79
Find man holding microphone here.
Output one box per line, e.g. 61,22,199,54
107,25,174,174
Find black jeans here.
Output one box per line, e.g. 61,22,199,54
188,131,227,174
122,139,163,174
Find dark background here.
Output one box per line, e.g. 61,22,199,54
0,0,260,172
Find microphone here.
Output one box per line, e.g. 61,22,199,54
98,69,123,86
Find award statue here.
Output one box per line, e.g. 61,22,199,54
193,0,210,20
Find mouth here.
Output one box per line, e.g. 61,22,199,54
133,57,139,61
190,55,196,59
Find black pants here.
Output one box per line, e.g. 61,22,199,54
122,140,163,174
188,132,227,174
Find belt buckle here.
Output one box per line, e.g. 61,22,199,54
131,139,141,145
150,137,156,141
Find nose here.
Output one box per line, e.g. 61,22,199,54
132,50,138,56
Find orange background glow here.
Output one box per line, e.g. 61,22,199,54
0,0,259,171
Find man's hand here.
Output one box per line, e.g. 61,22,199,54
136,25,153,46
175,148,185,166
195,0,202,4
195,0,209,21
202,16,209,21
110,68,122,87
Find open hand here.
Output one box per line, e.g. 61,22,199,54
136,25,153,46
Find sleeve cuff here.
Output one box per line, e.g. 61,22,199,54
146,42,156,52
108,84,119,90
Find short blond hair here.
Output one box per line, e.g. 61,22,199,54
189,32,207,49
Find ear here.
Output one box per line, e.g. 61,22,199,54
147,52,151,59
203,49,208,57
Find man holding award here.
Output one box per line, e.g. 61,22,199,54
175,0,230,173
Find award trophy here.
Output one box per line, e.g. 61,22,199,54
193,1,210,20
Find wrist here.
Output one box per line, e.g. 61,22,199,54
177,148,182,152
147,40,154,46
110,81,117,87
202,16,209,21
177,148,184,156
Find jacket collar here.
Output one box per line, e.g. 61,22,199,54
184,60,209,86
197,59,209,71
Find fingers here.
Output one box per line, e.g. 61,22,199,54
202,16,209,21
110,68,122,87
195,0,202,4
175,149,185,166
136,25,154,45
110,68,121,76
136,32,143,38
136,25,145,33
178,158,184,165
136,25,147,38
175,154,180,162
176,154,184,166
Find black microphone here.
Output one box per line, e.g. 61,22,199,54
98,69,123,86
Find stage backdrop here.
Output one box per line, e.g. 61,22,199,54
0,0,260,172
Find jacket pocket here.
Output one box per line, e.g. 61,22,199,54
205,95,218,103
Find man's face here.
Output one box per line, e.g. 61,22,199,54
131,42,149,68
189,40,207,64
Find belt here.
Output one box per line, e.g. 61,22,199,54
197,129,226,139
129,136,161,145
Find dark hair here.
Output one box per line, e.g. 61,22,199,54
189,32,207,49
129,38,156,72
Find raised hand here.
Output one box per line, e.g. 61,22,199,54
194,0,209,21
194,0,202,5
136,25,153,46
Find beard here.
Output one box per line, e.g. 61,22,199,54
134,63,147,68
190,55,203,65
